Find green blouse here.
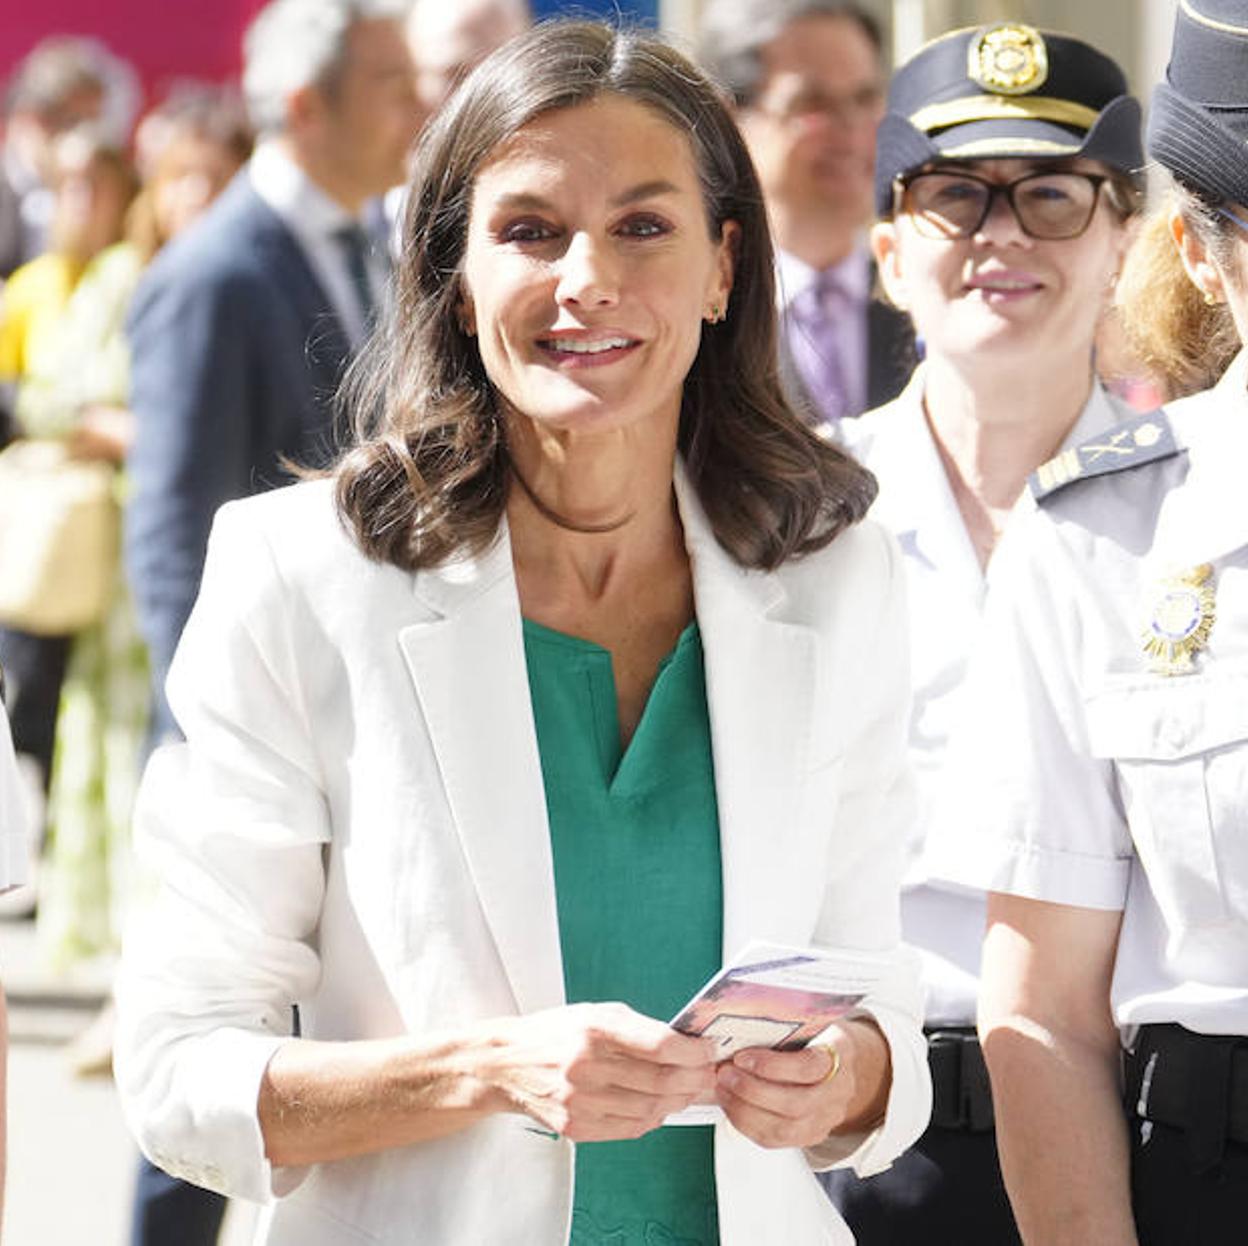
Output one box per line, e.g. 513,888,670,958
522,619,724,1246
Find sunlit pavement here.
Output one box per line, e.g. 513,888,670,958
3,916,257,1246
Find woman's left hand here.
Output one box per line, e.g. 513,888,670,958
713,1017,892,1149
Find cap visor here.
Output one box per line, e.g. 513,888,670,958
928,117,1086,161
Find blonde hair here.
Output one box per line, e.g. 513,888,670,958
1115,182,1240,400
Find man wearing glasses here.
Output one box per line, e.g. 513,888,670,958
698,0,915,430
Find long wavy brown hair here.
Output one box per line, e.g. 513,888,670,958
334,20,876,572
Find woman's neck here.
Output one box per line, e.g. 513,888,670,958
923,352,1095,568
504,415,687,617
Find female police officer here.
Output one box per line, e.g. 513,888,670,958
928,3,1248,1242
820,23,1144,1244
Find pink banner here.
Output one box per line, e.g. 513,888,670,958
1,0,268,111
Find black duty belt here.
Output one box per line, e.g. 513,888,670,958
926,1026,995,1133
1125,1023,1248,1173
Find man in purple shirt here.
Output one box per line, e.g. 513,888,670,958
698,0,915,429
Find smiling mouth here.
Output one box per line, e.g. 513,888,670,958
536,335,641,364
966,277,1043,296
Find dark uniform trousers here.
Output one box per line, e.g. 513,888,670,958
1126,1024,1248,1245
820,1028,1021,1244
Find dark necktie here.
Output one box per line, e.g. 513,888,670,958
334,222,378,329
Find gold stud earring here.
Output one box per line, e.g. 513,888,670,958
1203,290,1218,307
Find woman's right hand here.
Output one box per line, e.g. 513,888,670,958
68,404,135,463
480,1002,718,1142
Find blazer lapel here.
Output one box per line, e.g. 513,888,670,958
675,472,822,959
396,528,565,1017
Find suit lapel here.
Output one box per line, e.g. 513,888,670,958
866,290,917,410
396,528,565,1016
240,179,354,404
675,472,821,958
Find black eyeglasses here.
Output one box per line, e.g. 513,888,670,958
895,170,1109,241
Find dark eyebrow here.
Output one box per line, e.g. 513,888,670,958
490,180,683,213
610,179,682,207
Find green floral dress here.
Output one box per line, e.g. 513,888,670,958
10,242,150,970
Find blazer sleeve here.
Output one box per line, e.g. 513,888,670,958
124,258,260,697
805,524,930,1176
114,501,329,1203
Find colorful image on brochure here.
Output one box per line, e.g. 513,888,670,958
671,950,866,1058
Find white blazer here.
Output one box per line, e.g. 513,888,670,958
115,469,929,1246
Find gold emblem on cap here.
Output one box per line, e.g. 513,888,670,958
968,23,1050,96
1141,564,1217,676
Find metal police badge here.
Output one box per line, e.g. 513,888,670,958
1141,564,1217,676
968,23,1050,96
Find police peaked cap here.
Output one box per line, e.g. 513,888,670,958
1148,0,1248,207
874,23,1144,216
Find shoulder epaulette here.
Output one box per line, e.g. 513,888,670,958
1029,411,1181,503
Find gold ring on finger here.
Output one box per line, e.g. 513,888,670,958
816,1043,841,1084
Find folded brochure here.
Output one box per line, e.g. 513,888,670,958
664,940,893,1126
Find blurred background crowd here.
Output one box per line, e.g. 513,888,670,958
0,1,1192,1243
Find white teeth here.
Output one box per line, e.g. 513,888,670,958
543,336,633,353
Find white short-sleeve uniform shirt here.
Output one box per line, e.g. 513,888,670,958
928,354,1248,1038
847,366,1132,1026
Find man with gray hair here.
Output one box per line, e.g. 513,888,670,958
124,8,418,1236
126,0,419,752
698,0,913,428
406,0,531,117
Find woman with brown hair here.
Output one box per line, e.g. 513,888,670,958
930,3,1248,1241
114,20,928,1246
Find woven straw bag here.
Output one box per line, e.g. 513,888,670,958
0,439,119,635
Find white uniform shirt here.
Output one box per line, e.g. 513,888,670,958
0,702,27,891
848,368,1130,1025
248,142,389,348
928,353,1248,1037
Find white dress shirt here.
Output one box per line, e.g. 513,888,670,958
847,368,1130,1025
248,142,389,348
927,353,1248,1038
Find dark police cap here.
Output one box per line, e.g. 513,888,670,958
1148,1,1248,207
874,23,1143,216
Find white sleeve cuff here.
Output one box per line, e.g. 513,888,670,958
928,835,1130,912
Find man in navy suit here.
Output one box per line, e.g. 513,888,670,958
123,2,419,1241
126,0,420,747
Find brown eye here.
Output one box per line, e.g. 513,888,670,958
499,219,558,244
617,214,670,238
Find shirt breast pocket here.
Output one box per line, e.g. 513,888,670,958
1085,671,1248,931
